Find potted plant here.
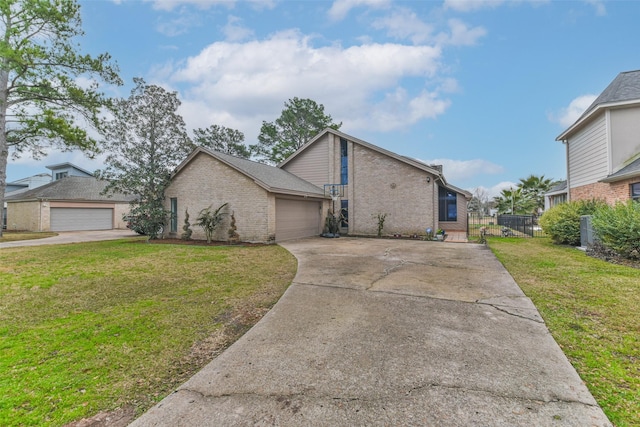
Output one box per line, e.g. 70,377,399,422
436,228,445,241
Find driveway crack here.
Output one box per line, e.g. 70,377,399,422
477,301,544,323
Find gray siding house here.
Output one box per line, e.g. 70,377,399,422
556,70,640,204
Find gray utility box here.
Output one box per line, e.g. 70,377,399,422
580,215,596,247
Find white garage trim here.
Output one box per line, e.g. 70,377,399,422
275,198,321,241
50,208,113,231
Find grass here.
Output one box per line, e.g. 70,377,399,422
0,239,297,426
487,237,639,427
0,231,57,242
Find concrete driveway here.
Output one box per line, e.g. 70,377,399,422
131,237,611,426
0,229,139,248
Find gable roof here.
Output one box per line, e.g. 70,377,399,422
46,162,93,176
279,128,472,198
5,176,135,203
557,70,640,141
174,148,327,198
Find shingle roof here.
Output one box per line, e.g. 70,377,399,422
545,180,567,195
557,70,640,141
5,176,136,202
601,157,640,183
582,70,640,118
186,148,326,197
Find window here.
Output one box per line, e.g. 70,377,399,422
438,187,458,222
340,138,348,185
170,198,178,233
55,172,68,180
340,200,349,228
632,183,640,202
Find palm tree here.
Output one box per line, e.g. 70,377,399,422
518,174,555,215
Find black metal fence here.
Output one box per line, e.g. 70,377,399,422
467,213,546,239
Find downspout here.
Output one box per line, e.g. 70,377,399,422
434,176,444,232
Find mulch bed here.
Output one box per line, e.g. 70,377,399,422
586,242,640,269
133,238,267,247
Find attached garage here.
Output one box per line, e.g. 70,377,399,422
275,198,322,241
50,207,114,231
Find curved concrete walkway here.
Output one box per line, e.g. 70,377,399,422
130,237,611,426
0,229,138,248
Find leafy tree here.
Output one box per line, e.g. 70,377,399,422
196,203,228,243
250,97,341,164
0,0,121,236
468,187,491,215
97,78,191,239
192,124,250,158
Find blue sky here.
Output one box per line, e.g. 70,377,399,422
7,0,640,197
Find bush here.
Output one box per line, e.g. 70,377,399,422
539,199,606,245
591,200,640,259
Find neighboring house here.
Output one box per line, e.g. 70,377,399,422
544,180,568,210
5,164,134,232
556,70,640,204
164,148,330,242
280,129,472,237
166,129,471,243
3,173,51,229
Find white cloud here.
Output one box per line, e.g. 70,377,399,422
439,19,487,46
222,15,254,41
372,8,435,44
470,181,518,198
550,94,597,128
372,10,485,47
146,0,233,12
156,15,199,37
585,0,606,16
420,158,504,182
443,0,550,12
443,0,506,12
167,30,451,139
328,0,391,21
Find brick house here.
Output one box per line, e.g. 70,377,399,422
5,164,134,232
166,129,471,243
280,129,471,237
164,148,329,242
556,70,640,204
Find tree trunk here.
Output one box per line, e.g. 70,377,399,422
0,67,10,238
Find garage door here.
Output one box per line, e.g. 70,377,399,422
50,208,113,231
275,199,321,241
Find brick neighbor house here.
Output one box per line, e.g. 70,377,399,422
555,70,640,204
165,129,471,243
5,163,134,232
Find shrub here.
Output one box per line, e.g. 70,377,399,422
591,200,640,259
539,199,606,245
196,203,228,243
181,208,192,240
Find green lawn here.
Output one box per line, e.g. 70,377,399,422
488,237,639,427
0,239,297,426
